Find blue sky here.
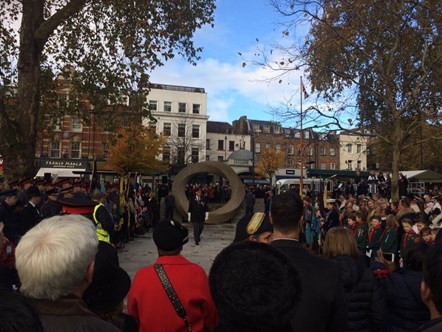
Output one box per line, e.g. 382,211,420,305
150,0,310,125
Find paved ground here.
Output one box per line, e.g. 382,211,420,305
120,198,265,277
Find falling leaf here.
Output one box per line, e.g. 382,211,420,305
238,52,242,56
242,62,247,68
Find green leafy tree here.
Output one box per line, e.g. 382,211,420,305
263,0,442,200
0,0,215,185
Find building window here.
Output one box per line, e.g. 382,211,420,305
330,148,335,156
297,148,301,156
218,140,224,150
287,159,294,166
52,118,62,131
253,124,260,132
71,141,81,159
163,123,171,136
265,143,271,149
164,101,172,112
192,125,199,138
163,147,170,161
206,139,210,150
347,143,353,153
255,143,261,153
192,104,200,114
178,124,185,137
307,147,313,156
304,131,310,139
72,118,82,132
229,141,234,151
274,126,281,134
149,100,157,111
330,163,336,170
357,160,362,170
179,103,186,113
347,160,353,170
263,125,270,134
50,141,60,158
288,145,294,155
191,148,199,163
218,156,224,162
206,155,210,161
276,144,281,152
320,163,326,170
357,144,362,154
102,142,109,156
294,131,301,138
320,147,327,156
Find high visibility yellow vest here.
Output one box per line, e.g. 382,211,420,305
93,203,110,244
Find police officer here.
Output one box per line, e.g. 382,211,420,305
40,188,62,219
188,187,208,245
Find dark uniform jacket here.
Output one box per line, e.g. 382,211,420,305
356,223,369,250
20,202,42,235
188,196,208,223
367,225,384,251
0,201,21,245
40,199,62,219
272,239,347,332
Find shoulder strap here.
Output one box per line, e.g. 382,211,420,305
154,264,192,332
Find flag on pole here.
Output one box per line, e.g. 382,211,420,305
301,80,309,99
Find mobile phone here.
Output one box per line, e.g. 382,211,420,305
383,253,395,262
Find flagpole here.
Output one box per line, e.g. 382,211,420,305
299,76,304,197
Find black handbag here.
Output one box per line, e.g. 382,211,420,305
154,264,193,332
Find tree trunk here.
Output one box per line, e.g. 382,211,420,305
0,1,45,183
390,121,402,201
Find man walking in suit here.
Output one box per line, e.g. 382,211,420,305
270,191,347,332
188,187,208,245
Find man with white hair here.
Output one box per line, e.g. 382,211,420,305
15,215,121,332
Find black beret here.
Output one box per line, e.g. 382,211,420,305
153,220,188,251
209,241,302,332
233,212,273,243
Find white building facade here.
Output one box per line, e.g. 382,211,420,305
338,134,368,171
142,84,209,165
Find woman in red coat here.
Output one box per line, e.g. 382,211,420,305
127,220,218,332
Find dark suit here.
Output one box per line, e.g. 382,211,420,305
272,239,347,332
20,202,42,235
188,196,208,244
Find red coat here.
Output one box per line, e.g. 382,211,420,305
127,255,218,332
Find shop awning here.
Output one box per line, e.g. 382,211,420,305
35,167,86,178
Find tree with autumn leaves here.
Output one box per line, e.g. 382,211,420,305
255,147,286,186
107,125,166,176
0,0,215,184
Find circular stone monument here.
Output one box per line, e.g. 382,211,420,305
172,161,244,224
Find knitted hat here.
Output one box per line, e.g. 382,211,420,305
233,212,273,243
153,220,189,251
209,241,302,332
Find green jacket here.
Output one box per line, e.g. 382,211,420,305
355,223,368,250
380,228,398,254
367,225,383,251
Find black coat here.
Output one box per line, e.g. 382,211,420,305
40,199,62,219
272,240,347,332
332,256,386,332
381,269,430,331
0,201,21,245
19,203,42,235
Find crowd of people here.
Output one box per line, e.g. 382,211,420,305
1,174,442,331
